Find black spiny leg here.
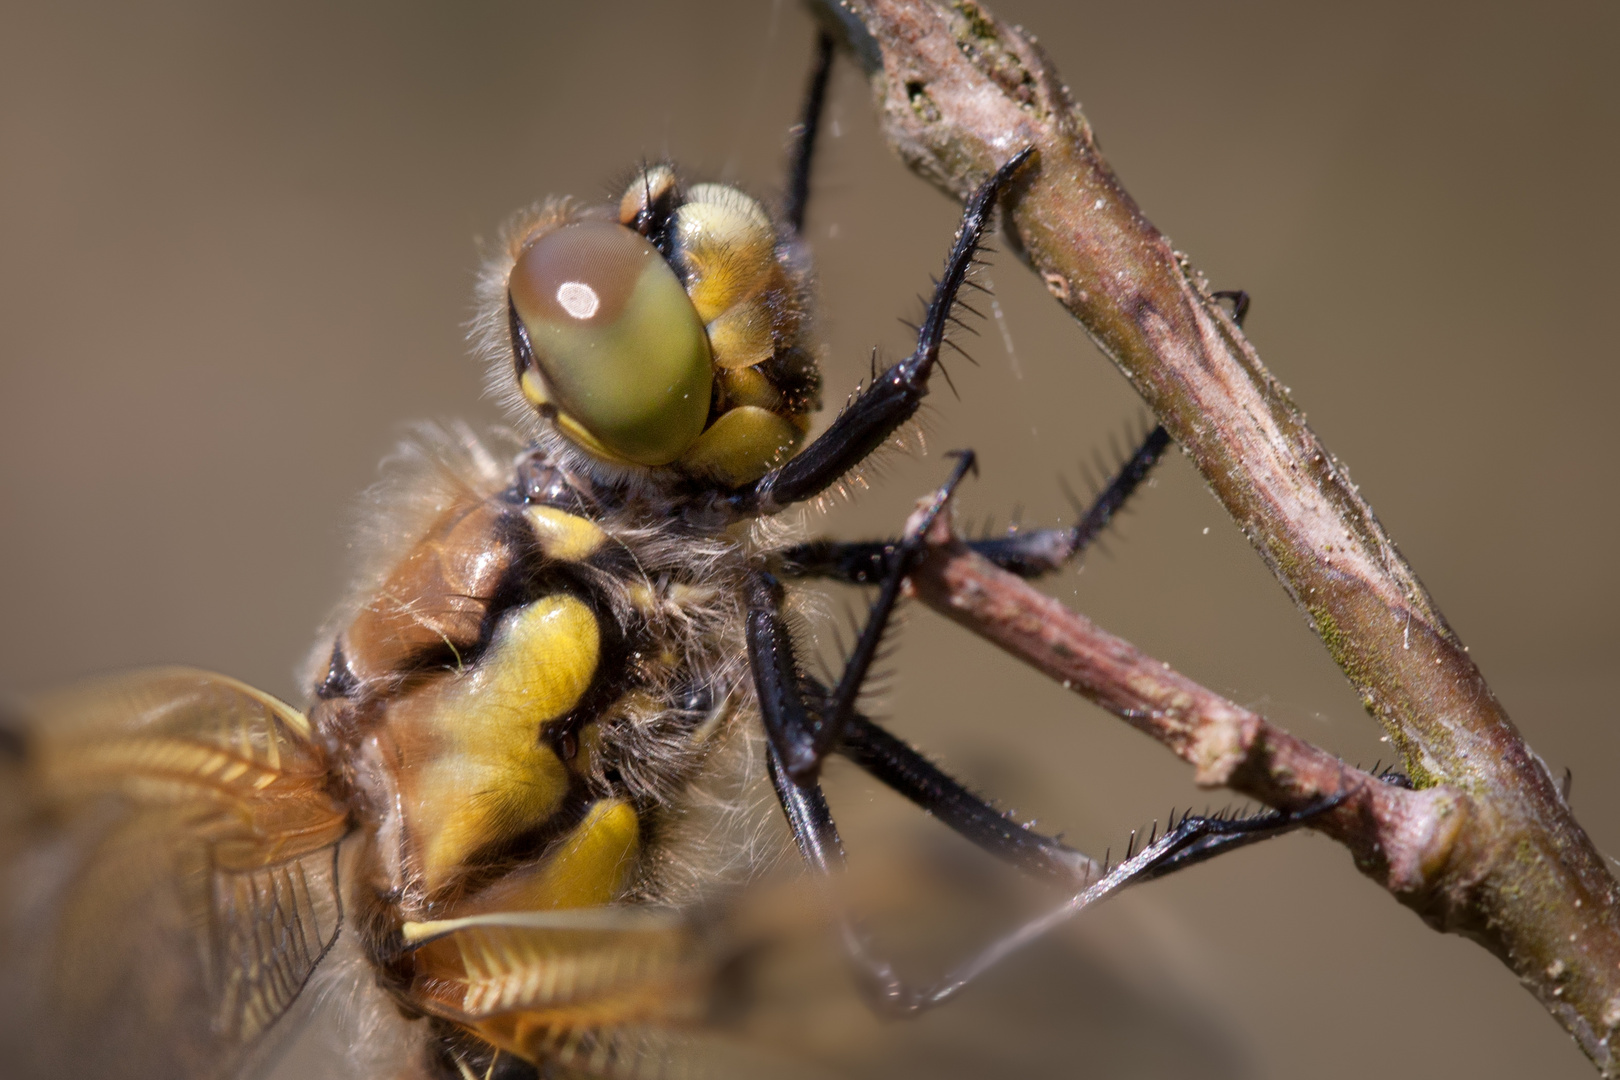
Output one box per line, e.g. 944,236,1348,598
748,549,1100,884
973,287,1251,573
752,637,1316,894
727,148,1035,518
751,276,1308,1003
784,31,835,236
836,712,1093,887
750,453,976,779
747,572,825,780
755,497,1325,955
780,289,1256,584
752,476,1338,1010
834,704,1327,890
776,425,1169,584
765,729,1340,1016
978,424,1170,575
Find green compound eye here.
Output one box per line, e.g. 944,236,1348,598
509,220,713,467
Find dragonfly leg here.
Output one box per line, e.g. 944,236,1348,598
976,288,1250,576
835,708,1328,887
777,289,1255,582
772,424,1166,583
726,149,1034,517
749,454,975,779
754,483,1339,1013
765,738,1337,1016
834,712,1093,886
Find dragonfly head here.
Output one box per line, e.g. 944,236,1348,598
498,167,819,489
508,217,714,468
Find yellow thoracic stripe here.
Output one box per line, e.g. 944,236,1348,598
444,798,642,917
525,505,607,562
403,594,602,891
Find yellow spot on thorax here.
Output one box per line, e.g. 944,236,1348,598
524,505,606,562
403,594,601,892
452,798,642,916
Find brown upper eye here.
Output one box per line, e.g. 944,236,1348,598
506,220,714,468
509,221,648,330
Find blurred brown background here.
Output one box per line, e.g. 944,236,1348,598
2,0,1615,1076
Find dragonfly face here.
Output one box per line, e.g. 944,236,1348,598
493,173,818,485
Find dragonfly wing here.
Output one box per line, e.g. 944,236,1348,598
1,667,349,1080
401,908,730,1078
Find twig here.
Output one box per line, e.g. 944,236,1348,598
905,505,1469,913
813,0,1620,1070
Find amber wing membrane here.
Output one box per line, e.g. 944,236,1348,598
398,909,899,1080
399,908,711,1076
0,668,349,1080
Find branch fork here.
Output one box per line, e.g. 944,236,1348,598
818,0,1620,1069
900,493,1470,904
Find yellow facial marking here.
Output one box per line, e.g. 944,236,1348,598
670,187,777,323
407,595,601,890
716,364,782,411
524,505,607,563
523,799,641,909
677,405,801,486
519,369,551,409
442,798,641,918
705,293,778,370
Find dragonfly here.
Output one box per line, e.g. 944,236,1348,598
0,30,1323,1080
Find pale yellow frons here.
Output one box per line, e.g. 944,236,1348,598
670,189,776,323
677,405,801,486
705,294,778,370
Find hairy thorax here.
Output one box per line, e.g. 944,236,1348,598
307,443,762,994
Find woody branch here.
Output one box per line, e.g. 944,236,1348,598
809,0,1620,1071
902,506,1465,913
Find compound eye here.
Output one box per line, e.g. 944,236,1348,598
509,220,713,467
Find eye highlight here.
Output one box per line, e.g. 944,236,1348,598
509,220,713,468
554,281,600,319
